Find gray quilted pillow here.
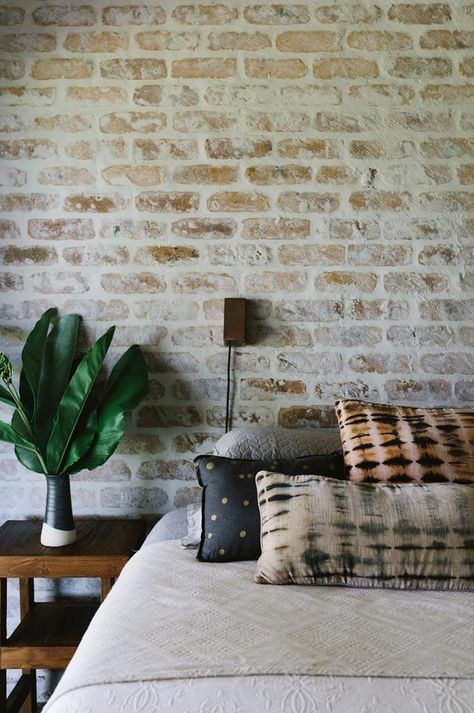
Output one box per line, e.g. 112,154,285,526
213,427,341,460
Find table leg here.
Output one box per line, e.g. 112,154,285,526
19,579,36,713
100,577,115,602
1,577,7,709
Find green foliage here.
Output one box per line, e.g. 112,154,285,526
0,308,148,476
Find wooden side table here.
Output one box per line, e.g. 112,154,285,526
0,518,146,713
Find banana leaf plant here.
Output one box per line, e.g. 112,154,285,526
0,308,148,546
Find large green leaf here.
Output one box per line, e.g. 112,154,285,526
60,409,98,474
46,327,115,474
12,411,44,473
67,345,148,473
0,419,36,450
20,308,56,419
0,385,15,408
34,314,81,449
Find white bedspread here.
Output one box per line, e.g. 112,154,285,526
45,541,474,712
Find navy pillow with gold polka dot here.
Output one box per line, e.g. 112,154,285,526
195,453,345,562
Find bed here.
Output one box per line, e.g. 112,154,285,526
44,427,474,713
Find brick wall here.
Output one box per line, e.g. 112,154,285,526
1,1,473,523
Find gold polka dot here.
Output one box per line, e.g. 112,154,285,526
206,461,215,470
218,548,225,556
211,514,217,521
247,473,253,479
221,497,228,504
207,532,213,539
243,499,250,507
238,473,245,480
240,530,247,538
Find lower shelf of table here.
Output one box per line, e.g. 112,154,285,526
1,599,97,669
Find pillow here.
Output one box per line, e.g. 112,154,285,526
255,472,474,590
335,399,474,483
213,427,342,460
195,452,345,562
179,503,201,549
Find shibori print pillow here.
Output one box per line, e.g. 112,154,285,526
335,399,474,483
195,452,345,562
255,472,474,590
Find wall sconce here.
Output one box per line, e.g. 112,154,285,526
223,298,246,433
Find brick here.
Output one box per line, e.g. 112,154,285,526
420,138,474,159
279,245,344,265
102,165,163,186
314,271,377,293
421,353,474,375
384,272,449,293
454,381,474,402
66,86,127,104
280,85,342,106
30,271,89,294
419,299,474,321
242,217,309,239
117,433,164,454
171,326,221,347
0,194,57,211
172,218,236,239
315,165,359,184
0,139,56,160
173,4,237,24
64,192,127,212
241,378,306,400
34,114,93,132
204,84,275,106
247,324,311,347
244,5,310,24
100,112,166,134
174,486,201,508
420,192,474,211
134,138,198,160
100,486,167,511
460,58,474,77
349,353,413,374
246,164,311,184
421,85,474,104
138,405,201,428
347,299,409,320
0,59,25,80
100,59,166,79
207,244,272,266
314,112,376,132
278,351,342,375
276,30,340,52
0,273,23,292
1,33,56,52
174,165,238,184
64,31,128,51
348,84,415,106
245,271,307,293
418,245,463,265
350,191,410,211
245,58,307,79
0,246,57,266
136,30,198,50
385,380,451,404
314,326,382,347
314,4,383,23
459,327,474,347
102,5,166,25
66,139,126,160
135,299,198,321
33,5,97,25
101,273,166,294
28,218,94,241
388,4,451,24
420,30,474,49
347,31,412,50
348,244,412,266
173,377,227,401
137,459,195,481
330,218,381,242
313,58,378,79
205,137,272,159
134,85,199,107
38,166,94,186
100,220,165,240
0,6,25,24
277,191,339,213
314,382,379,402
278,406,337,429
172,272,236,293
0,87,55,107
136,191,198,212
208,191,269,212
387,325,455,347
208,31,271,50
275,299,343,322
459,165,474,184
278,138,340,158
174,111,236,132
0,167,26,187
388,57,451,78
63,246,128,266
173,432,217,454
62,298,128,320
172,58,236,79
134,246,198,264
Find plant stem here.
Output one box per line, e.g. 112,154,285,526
2,379,48,474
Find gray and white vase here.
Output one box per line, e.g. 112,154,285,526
40,474,77,547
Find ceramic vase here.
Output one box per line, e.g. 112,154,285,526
40,474,77,547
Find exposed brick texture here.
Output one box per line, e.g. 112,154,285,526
0,0,472,537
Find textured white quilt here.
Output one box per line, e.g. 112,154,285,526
45,541,474,712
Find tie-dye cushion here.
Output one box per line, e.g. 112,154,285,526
335,399,474,483
255,472,474,590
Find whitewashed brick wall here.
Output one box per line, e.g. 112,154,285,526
0,0,473,524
